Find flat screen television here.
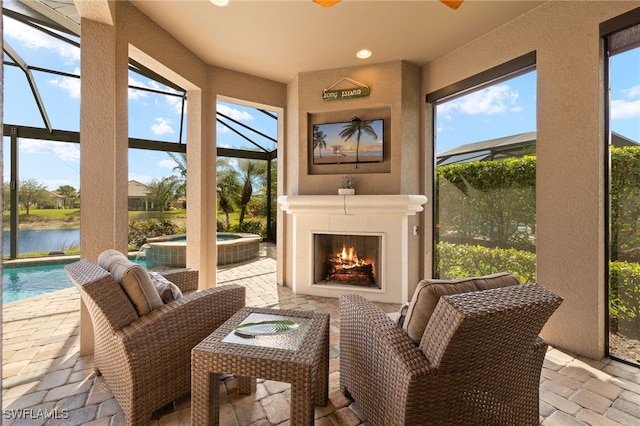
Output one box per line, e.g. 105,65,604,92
312,118,384,165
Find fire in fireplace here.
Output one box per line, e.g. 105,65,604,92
313,233,382,288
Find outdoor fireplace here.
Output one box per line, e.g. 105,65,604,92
278,194,427,303
313,233,382,289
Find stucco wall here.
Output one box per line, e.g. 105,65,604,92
422,1,639,359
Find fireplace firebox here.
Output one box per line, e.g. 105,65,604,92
313,233,382,289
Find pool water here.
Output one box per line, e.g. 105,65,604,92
2,258,146,304
3,262,73,303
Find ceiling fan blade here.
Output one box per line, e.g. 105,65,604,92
440,0,464,10
312,0,463,10
313,0,341,7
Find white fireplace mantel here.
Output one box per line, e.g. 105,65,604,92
278,194,428,304
278,194,428,215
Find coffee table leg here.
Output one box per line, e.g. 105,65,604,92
191,370,220,426
315,317,330,406
291,379,314,426
238,376,256,394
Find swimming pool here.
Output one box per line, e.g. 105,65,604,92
2,258,146,304
3,261,74,303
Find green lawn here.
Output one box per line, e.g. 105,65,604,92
3,208,247,230
3,208,265,232
3,208,189,230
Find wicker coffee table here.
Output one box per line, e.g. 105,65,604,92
191,306,330,426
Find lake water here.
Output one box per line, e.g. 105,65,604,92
2,229,80,255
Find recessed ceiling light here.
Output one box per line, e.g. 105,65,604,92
210,0,230,6
356,49,372,59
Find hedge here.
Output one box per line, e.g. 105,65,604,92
438,241,640,324
436,156,537,252
437,147,640,261
436,241,537,284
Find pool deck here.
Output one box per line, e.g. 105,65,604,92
3,243,640,425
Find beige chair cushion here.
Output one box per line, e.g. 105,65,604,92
402,272,520,344
98,249,164,316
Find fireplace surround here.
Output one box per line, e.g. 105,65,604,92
278,195,428,303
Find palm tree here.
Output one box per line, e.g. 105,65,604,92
237,159,267,224
56,184,78,208
339,118,378,163
313,126,327,158
217,158,240,228
167,152,187,178
167,152,187,203
147,176,183,212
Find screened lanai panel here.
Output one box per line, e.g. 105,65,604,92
432,62,537,284
606,17,640,366
31,70,80,131
3,67,43,127
216,101,278,153
2,14,79,70
2,136,81,258
3,11,80,132
128,70,187,144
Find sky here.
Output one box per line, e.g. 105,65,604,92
2,13,640,191
436,50,640,154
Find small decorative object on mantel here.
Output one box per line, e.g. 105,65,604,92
338,175,355,195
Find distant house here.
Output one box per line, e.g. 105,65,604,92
436,131,638,165
46,191,65,209
128,180,151,211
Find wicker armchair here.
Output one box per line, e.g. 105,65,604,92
339,283,562,426
65,258,245,426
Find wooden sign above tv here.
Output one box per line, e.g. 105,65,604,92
322,77,370,101
323,86,370,101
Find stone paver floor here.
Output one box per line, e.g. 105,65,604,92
3,243,640,425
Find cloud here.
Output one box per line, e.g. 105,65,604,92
158,158,178,170
165,94,184,114
611,85,640,120
625,85,640,98
128,75,150,101
19,139,80,163
217,104,254,121
4,17,79,62
439,84,520,119
49,68,81,98
611,99,640,120
150,117,175,135
217,122,231,134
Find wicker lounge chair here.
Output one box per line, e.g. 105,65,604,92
339,282,562,425
65,258,245,426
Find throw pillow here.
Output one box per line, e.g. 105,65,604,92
148,271,184,303
402,272,520,344
98,249,164,316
